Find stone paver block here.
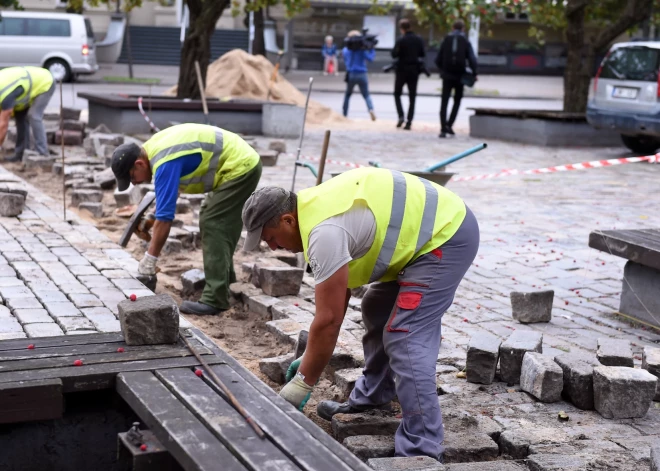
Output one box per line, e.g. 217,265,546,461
257,266,304,297
268,139,286,153
0,192,25,217
466,332,501,385
111,277,147,291
642,346,660,401
54,129,82,145
520,352,563,403
181,269,206,297
442,411,502,441
59,255,91,266
13,309,53,324
70,189,103,208
258,353,294,384
162,238,182,254
294,329,308,359
445,463,526,471
0,265,17,277
0,278,22,288
78,275,114,289
526,454,586,470
442,433,499,463
335,367,363,399
510,290,553,323
0,285,33,299
597,338,633,367
68,293,104,308
0,332,27,340
82,308,120,332
343,435,394,461
78,202,103,218
101,269,131,279
24,323,65,337
265,318,307,345
92,167,116,189
258,149,279,166
247,294,280,320
554,353,597,410
57,316,96,333
499,330,543,384
652,445,660,471
367,457,445,470
331,412,400,442
113,185,142,208
175,198,192,214
0,318,24,333
44,301,82,318
6,297,42,311
90,287,126,305
593,366,657,419
117,293,179,345
33,290,69,303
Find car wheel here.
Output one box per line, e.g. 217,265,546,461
621,135,660,155
45,58,72,83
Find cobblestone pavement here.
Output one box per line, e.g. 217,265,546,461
252,129,660,467
0,166,192,340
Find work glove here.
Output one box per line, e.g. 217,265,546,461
138,252,158,276
279,374,313,411
286,357,302,383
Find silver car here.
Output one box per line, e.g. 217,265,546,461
587,41,660,154
0,10,99,82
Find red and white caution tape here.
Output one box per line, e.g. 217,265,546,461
292,153,367,169
137,97,161,133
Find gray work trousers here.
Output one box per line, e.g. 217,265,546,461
14,82,55,160
349,207,480,460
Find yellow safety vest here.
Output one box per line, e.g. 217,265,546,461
298,168,466,289
0,66,54,112
143,123,260,194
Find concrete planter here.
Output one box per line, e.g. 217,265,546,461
78,93,303,138
469,109,622,147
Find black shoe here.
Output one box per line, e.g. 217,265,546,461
396,118,404,128
316,400,392,421
4,156,21,163
446,127,455,135
439,132,447,138
403,122,411,130
180,301,223,315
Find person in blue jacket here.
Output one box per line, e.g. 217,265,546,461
322,35,338,75
342,30,376,121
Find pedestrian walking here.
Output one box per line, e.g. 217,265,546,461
111,123,262,316
0,66,55,162
322,35,338,76
342,30,376,121
392,19,425,130
242,167,479,462
435,20,478,138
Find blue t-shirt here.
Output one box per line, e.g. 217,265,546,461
153,152,202,221
322,44,337,57
342,47,375,73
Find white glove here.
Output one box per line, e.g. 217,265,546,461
138,252,158,276
279,374,314,411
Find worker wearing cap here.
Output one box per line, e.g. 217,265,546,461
241,168,479,461
0,66,55,162
111,123,261,315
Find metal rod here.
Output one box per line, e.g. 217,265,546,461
424,143,487,173
180,334,265,439
316,130,331,186
291,77,314,192
60,79,65,221
194,61,210,125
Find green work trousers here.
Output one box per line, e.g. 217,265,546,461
199,162,262,309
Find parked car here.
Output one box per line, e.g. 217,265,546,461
587,40,660,154
0,11,98,82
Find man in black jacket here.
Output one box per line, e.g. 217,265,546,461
435,20,478,138
392,19,425,130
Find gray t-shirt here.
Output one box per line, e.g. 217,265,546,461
307,201,376,284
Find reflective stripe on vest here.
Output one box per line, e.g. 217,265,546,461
178,130,224,192
369,170,438,283
0,68,31,108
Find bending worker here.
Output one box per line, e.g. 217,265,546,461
241,167,479,461
0,66,55,162
111,123,261,315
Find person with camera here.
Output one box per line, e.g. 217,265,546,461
435,20,478,138
342,30,377,121
391,19,425,130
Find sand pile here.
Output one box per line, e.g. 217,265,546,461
165,49,346,125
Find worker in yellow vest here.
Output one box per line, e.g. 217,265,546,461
0,66,55,162
242,168,479,461
111,123,262,315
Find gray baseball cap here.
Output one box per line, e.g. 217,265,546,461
242,186,292,252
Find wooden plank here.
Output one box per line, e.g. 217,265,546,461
0,332,125,352
116,371,247,471
0,356,226,393
156,368,300,471
0,339,205,362
192,330,369,471
0,340,211,373
589,229,660,271
0,378,63,424
208,363,359,471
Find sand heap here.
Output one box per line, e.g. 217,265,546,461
165,49,346,125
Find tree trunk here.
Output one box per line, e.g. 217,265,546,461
252,8,266,56
563,1,590,113
177,0,229,99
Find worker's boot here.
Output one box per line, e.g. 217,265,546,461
179,301,223,316
316,400,392,421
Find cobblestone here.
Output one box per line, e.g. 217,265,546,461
24,323,64,337
13,309,53,324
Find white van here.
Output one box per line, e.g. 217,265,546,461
0,11,98,82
